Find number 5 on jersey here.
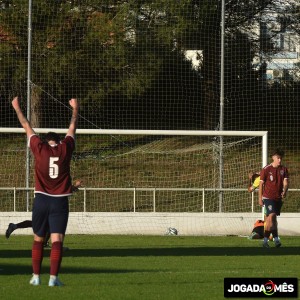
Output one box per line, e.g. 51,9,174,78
49,157,59,179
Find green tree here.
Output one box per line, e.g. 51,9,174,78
0,0,164,127
0,0,298,130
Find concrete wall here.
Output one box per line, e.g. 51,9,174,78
1,212,299,236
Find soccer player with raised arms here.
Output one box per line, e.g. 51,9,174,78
12,96,79,286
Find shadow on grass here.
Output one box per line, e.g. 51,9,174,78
62,246,300,257
0,246,299,260
0,264,156,275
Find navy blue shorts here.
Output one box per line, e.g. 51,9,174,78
263,199,283,216
32,193,69,237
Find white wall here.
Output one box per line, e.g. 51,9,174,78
1,212,299,236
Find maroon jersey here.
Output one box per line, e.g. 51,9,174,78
29,134,75,196
260,164,288,201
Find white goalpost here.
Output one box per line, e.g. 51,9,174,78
0,128,270,236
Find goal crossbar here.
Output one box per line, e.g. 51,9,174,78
0,127,268,136
0,128,268,165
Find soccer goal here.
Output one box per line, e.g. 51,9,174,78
0,128,267,236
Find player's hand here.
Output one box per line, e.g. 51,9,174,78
72,179,83,192
69,98,78,110
74,179,83,188
12,96,20,110
258,198,264,207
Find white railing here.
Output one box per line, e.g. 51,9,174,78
2,187,300,213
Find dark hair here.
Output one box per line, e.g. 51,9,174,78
44,132,60,143
270,148,285,158
251,173,260,184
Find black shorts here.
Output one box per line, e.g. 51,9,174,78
32,193,69,237
263,199,283,216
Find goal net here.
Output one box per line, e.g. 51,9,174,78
0,129,267,235
1,0,299,235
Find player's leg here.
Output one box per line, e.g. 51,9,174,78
16,220,33,228
5,223,18,238
48,196,69,287
49,233,65,286
43,230,69,251
30,194,49,286
262,200,272,248
272,200,283,247
5,220,33,239
263,216,272,247
270,213,281,247
29,233,45,286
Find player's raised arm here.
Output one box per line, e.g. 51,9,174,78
66,98,79,137
12,96,35,138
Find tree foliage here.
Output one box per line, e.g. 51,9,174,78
0,0,299,130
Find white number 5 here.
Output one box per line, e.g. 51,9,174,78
49,157,59,179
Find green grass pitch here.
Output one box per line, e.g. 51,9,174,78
0,235,299,300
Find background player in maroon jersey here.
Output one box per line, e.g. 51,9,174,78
12,96,79,286
258,148,289,248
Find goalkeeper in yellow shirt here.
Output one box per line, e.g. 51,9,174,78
247,171,275,242
248,172,260,192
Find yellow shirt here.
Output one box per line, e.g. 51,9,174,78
252,176,260,190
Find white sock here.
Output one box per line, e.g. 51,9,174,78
263,237,269,243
